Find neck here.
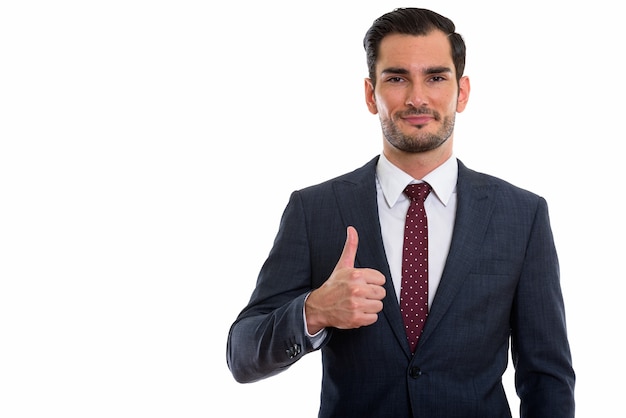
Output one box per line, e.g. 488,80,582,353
383,141,453,180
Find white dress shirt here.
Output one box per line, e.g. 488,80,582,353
375,152,458,307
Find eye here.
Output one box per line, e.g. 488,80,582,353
429,75,447,82
385,76,406,83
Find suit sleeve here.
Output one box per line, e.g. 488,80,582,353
511,197,575,417
226,191,326,383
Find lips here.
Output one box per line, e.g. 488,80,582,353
399,109,438,126
403,115,434,125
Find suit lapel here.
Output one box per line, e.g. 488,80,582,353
332,157,412,357
416,161,499,350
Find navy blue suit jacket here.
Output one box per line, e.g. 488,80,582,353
227,157,575,417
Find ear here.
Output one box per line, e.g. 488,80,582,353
456,76,470,113
364,78,378,115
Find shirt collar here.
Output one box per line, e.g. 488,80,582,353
376,152,458,208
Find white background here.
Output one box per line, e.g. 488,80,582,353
1,1,623,416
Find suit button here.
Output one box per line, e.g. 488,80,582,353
409,366,422,379
285,344,301,359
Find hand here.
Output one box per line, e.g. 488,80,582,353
305,226,386,334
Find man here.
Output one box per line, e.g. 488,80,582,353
227,7,575,417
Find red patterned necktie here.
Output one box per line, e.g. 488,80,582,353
401,182,432,353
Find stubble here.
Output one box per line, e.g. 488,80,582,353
381,108,455,153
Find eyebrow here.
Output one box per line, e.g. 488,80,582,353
380,66,453,76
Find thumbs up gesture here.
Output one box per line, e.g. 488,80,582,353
305,226,386,334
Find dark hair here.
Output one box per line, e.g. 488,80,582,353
363,8,466,86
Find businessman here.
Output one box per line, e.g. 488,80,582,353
227,7,575,417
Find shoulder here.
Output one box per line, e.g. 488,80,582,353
457,159,543,202
456,159,551,221
296,156,379,196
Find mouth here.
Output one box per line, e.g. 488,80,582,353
402,115,434,126
398,109,438,126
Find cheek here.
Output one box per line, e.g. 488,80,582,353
375,94,402,116
441,93,459,112
372,96,389,115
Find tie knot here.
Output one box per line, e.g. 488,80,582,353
404,182,431,202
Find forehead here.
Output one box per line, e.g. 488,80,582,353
376,31,454,72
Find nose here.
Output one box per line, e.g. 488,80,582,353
405,82,427,108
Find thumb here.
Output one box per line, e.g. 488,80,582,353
335,226,358,270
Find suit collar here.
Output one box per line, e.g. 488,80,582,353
416,160,499,352
331,157,414,355
330,156,384,272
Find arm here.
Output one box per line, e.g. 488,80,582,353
512,197,575,417
226,192,318,383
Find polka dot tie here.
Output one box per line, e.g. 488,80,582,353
401,182,431,353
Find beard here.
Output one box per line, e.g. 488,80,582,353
381,108,455,153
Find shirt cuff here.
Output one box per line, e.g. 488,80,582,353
303,292,327,349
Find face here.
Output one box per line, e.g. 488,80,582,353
365,31,470,155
